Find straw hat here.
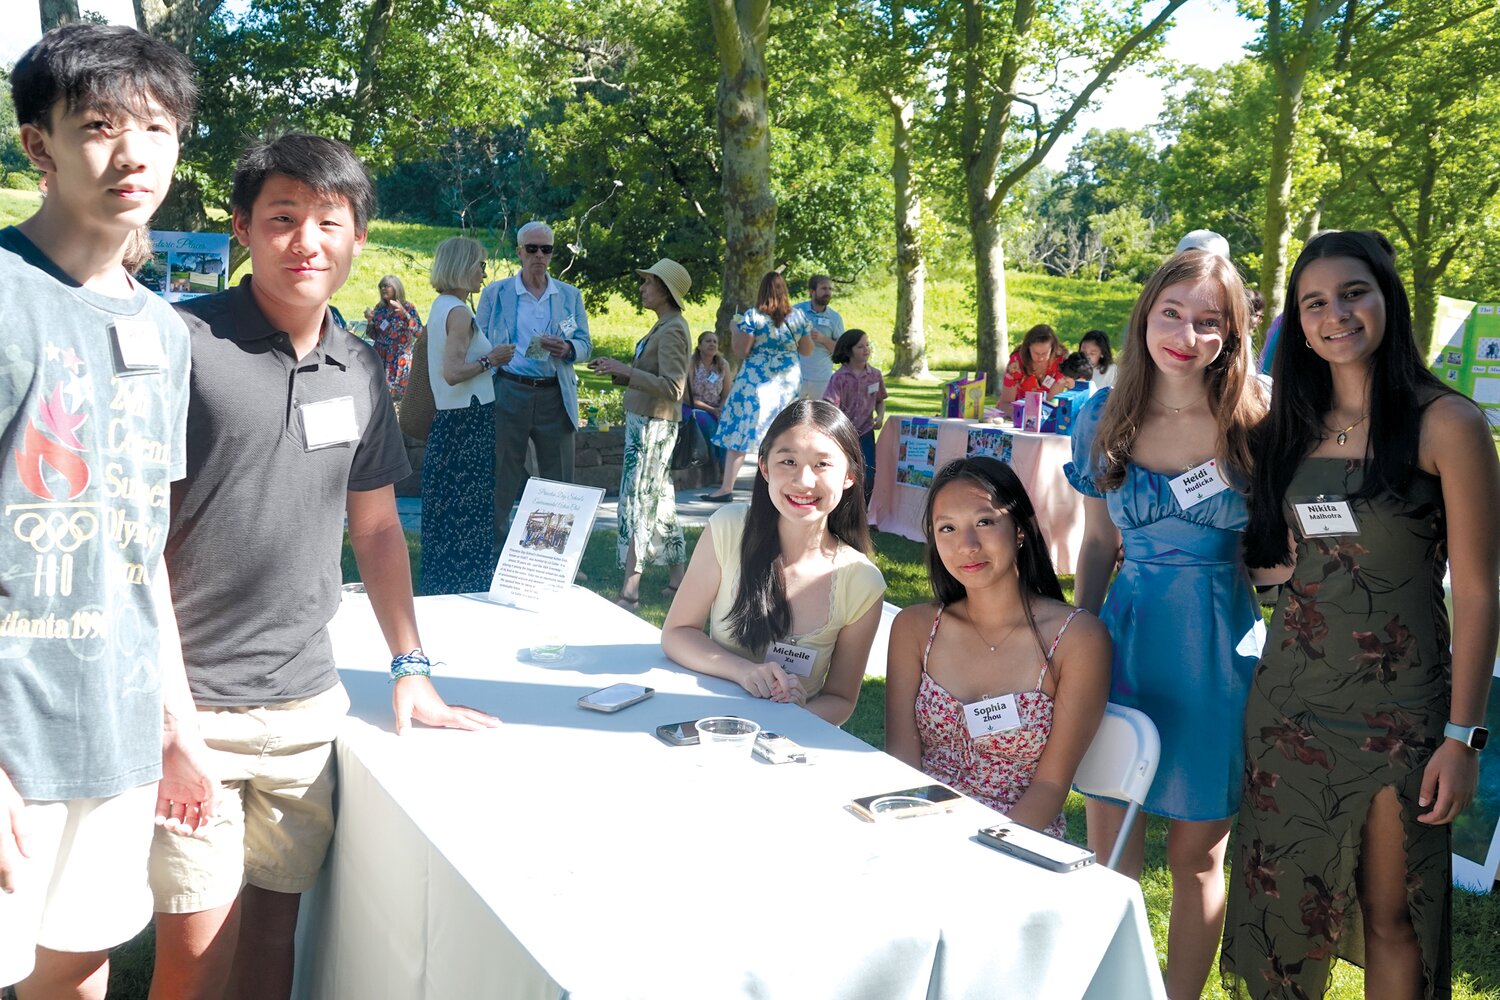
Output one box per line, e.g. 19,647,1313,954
635,258,691,310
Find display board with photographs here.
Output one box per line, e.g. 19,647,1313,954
141,230,230,302
896,417,938,490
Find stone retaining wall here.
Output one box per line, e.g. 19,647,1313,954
395,426,716,497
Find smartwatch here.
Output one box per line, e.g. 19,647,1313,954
1443,722,1489,751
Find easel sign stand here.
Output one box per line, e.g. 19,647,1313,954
485,478,605,611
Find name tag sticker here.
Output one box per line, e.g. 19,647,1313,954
964,694,1022,739
559,316,578,336
1293,496,1360,537
300,396,360,450
769,640,817,678
112,318,166,373
1169,459,1229,510
867,381,880,395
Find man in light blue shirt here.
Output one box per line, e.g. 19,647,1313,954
794,274,844,399
475,221,592,547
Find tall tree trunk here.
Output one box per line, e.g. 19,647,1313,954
888,91,928,378
1258,47,1312,328
970,202,1006,385
349,0,398,150
133,0,223,57
1410,253,1438,360
39,0,79,30
707,0,775,345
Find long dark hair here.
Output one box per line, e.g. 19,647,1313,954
923,458,1064,659
755,271,793,327
1079,330,1113,372
727,400,872,653
1245,229,1457,567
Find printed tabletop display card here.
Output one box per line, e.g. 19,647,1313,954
143,231,231,303
1452,658,1500,892
487,478,604,610
967,426,1014,465
1429,301,1500,428
944,373,987,421
896,417,938,490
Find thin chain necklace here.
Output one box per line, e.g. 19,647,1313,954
971,616,1025,654
1153,392,1206,415
1330,413,1369,446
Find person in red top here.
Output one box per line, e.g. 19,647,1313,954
823,328,887,502
999,324,1074,405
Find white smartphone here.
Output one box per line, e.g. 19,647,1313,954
752,731,807,764
577,683,654,713
976,822,1096,873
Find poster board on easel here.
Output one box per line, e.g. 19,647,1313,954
1452,658,1500,893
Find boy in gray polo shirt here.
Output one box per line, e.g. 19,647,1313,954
149,133,499,1000
0,24,216,996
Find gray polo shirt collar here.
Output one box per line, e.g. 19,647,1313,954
226,275,348,369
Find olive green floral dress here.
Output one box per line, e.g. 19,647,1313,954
1222,458,1452,999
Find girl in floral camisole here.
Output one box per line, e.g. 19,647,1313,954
885,457,1111,836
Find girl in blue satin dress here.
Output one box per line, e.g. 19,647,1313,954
1066,248,1269,1000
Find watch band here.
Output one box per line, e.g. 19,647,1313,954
1443,722,1489,751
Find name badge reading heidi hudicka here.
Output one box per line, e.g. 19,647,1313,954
1293,496,1360,537
769,640,817,678
964,693,1022,739
300,396,360,450
1169,459,1229,510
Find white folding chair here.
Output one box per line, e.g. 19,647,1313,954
1072,703,1161,870
862,601,904,679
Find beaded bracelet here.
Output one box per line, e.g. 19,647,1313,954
390,648,433,681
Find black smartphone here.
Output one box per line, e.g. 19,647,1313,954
848,783,963,822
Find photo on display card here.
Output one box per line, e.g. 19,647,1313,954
896,417,938,490
147,231,231,302
486,478,603,610
1452,658,1500,892
967,427,1014,465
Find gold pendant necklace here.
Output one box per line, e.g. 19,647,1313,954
971,617,1024,653
1332,413,1369,446
1153,392,1205,415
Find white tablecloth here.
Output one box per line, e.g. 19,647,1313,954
295,590,1164,1000
867,419,1086,573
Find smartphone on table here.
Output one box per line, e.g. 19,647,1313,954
655,719,702,746
848,783,962,822
976,822,1096,873
578,683,654,713
752,731,807,764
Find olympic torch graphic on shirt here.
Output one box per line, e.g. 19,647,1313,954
11,371,97,602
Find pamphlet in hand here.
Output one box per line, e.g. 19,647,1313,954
486,478,604,610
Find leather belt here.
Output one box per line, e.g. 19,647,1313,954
497,369,559,388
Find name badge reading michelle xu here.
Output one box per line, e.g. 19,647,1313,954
1169,459,1229,510
769,640,817,678
1293,496,1360,537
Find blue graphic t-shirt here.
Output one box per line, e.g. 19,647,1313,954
0,227,191,801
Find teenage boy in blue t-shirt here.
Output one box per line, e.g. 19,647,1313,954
0,24,216,997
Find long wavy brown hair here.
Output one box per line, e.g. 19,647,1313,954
755,271,793,326
1091,250,1265,492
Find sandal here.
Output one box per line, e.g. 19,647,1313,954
699,491,735,502
615,595,640,610
660,583,680,599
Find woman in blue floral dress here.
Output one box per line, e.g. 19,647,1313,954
703,271,811,500
364,274,422,401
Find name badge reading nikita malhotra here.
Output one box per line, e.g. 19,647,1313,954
112,318,166,373
769,640,817,678
1169,459,1229,510
964,693,1022,739
300,396,360,450
1293,497,1360,537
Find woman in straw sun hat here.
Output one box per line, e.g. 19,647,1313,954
588,259,694,608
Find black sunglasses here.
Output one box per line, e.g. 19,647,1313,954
523,244,554,255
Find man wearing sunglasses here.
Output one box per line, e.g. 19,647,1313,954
475,220,592,546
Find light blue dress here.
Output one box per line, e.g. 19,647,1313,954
713,308,810,453
1065,389,1265,821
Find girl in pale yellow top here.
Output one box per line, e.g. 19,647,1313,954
663,400,886,725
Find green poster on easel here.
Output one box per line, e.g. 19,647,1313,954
1431,302,1500,429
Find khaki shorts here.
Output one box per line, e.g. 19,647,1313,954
0,782,156,987
149,683,350,914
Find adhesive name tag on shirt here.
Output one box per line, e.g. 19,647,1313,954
867,382,880,395
559,316,578,336
964,694,1022,739
300,396,360,450
112,319,166,371
1169,459,1229,510
1293,498,1360,536
769,640,817,678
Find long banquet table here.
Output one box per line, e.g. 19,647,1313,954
294,589,1165,1000
867,419,1085,573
